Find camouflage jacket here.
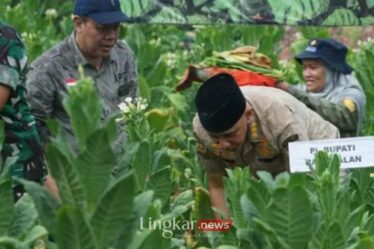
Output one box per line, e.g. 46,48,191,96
0,21,45,182
26,33,138,151
288,86,359,137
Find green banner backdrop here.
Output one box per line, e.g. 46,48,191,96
122,0,374,25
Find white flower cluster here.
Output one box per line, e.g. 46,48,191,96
118,97,148,114
163,52,177,67
45,8,58,18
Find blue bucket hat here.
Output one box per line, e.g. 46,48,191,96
295,38,353,74
74,0,128,24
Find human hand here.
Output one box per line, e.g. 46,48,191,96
44,174,60,200
275,81,290,92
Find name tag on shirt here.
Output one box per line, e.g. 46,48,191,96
289,136,374,172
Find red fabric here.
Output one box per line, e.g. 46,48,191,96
205,67,277,87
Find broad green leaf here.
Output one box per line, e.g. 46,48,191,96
315,151,330,176
121,0,154,17
56,206,98,249
253,218,290,249
351,236,374,249
139,76,151,102
361,16,374,25
46,119,75,162
274,172,290,188
91,173,135,249
323,9,360,26
171,190,193,208
217,246,238,249
317,171,337,221
113,191,154,249
46,144,86,208
308,222,345,249
246,179,271,218
257,171,276,193
267,0,329,25
127,229,171,249
168,93,188,113
0,170,14,236
240,194,255,225
150,6,186,24
134,191,154,218
288,173,306,188
146,167,171,206
0,237,23,249
335,190,351,237
22,225,48,246
145,108,170,132
266,186,314,249
364,213,374,236
145,58,168,88
14,178,60,239
194,187,214,220
330,154,341,183
76,128,116,213
347,205,366,234
63,77,102,149
224,168,251,228
8,194,38,239
133,141,151,191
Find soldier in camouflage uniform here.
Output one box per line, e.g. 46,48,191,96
0,21,45,198
194,73,339,217
26,0,137,150
277,38,366,137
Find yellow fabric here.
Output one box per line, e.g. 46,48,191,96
342,98,356,113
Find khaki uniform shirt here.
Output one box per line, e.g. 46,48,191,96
193,86,340,176
26,34,137,150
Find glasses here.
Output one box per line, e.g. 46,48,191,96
93,22,120,34
80,17,120,35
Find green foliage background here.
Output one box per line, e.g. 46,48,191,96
1,0,374,248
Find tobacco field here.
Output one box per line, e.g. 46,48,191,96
1,0,374,248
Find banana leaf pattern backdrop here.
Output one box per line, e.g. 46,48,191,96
122,0,374,25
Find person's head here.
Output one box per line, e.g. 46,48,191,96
195,73,253,150
295,38,353,93
73,0,128,60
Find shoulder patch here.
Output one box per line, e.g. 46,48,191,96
342,98,356,113
282,134,299,149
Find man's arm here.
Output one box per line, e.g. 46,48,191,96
119,44,138,100
207,172,230,218
26,68,56,144
289,86,358,132
277,82,358,133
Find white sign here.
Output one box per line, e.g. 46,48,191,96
288,136,374,173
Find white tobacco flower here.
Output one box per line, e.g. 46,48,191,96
118,102,130,113
45,8,58,18
139,104,147,111
124,97,133,103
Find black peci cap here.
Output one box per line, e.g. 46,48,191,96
195,73,246,133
